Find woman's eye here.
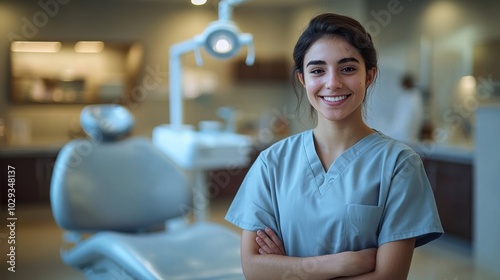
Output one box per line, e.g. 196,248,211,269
341,67,356,73
310,69,323,74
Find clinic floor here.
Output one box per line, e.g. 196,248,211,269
1,198,498,280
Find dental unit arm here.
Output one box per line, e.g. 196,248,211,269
169,0,254,127
155,0,254,222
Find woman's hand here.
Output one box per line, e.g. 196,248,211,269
255,227,286,255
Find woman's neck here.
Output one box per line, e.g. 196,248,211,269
313,115,374,171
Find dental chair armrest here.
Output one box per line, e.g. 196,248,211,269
61,222,243,279
61,232,162,280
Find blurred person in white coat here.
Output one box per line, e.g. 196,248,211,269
386,74,424,142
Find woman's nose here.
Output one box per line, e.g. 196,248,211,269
325,72,342,90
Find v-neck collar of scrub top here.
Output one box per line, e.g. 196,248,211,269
304,129,380,196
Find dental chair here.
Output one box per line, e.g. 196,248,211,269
50,104,244,280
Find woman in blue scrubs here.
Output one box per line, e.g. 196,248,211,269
225,13,443,279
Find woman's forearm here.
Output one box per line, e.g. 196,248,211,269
244,253,367,280
243,252,345,280
335,238,416,280
242,230,376,279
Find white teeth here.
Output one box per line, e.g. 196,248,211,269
323,95,347,102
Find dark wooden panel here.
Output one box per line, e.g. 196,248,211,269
423,159,473,241
0,156,56,204
233,58,291,83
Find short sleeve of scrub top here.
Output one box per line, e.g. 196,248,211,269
224,153,279,233
225,130,443,257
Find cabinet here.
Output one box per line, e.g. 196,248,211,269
233,58,290,83
207,148,259,199
423,158,473,241
207,166,250,199
0,153,58,204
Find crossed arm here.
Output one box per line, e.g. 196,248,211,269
241,228,415,280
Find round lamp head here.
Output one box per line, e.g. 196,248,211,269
202,21,241,59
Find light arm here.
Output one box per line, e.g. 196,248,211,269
168,2,253,127
169,39,199,128
219,0,247,21
239,33,254,66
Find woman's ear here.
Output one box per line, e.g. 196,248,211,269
366,67,376,87
297,72,305,87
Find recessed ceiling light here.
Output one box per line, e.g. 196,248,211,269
191,0,207,6
11,41,61,53
74,41,105,53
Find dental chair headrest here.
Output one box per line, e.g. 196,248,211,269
80,104,134,142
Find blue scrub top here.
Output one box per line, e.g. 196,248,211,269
225,130,443,257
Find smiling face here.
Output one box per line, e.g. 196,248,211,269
298,36,376,125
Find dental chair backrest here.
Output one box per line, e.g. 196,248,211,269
51,104,191,233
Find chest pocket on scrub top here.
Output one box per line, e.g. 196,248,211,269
342,204,383,251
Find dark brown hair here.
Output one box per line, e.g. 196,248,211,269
292,13,378,117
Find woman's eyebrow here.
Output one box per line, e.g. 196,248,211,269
305,60,325,67
306,57,359,67
338,57,359,64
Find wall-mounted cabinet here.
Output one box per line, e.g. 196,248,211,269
9,41,143,105
232,58,291,84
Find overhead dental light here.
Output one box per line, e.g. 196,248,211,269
196,0,253,62
197,20,252,61
169,0,254,127
153,0,254,222
204,23,238,57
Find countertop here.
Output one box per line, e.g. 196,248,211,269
406,141,474,165
0,138,66,157
0,136,475,165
